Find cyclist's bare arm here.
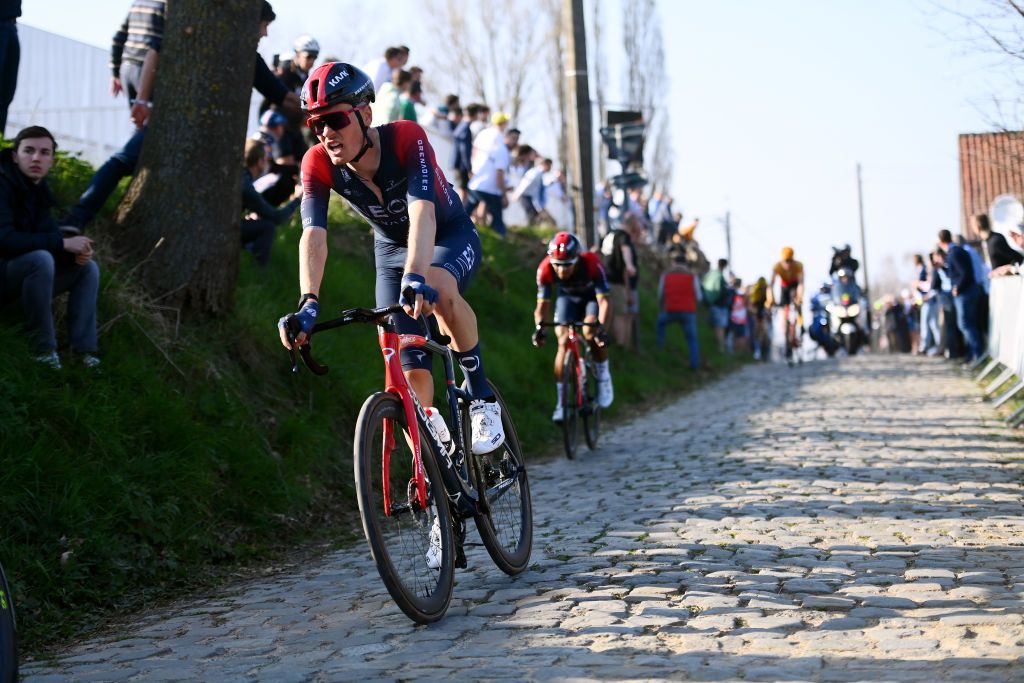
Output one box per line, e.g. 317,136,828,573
403,198,438,318
278,227,327,349
597,295,610,328
767,272,778,306
534,299,551,327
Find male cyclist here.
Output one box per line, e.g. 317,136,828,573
767,246,804,353
532,232,613,421
277,62,505,456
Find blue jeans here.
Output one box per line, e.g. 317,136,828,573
656,311,699,369
954,287,983,361
0,23,18,133
919,298,940,352
3,250,100,353
464,189,506,236
65,127,146,228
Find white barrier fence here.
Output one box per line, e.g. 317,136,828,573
976,274,1024,427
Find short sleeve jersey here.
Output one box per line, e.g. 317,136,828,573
773,259,804,287
300,121,466,246
536,252,611,301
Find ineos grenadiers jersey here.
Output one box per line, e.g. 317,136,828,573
300,121,469,245
536,252,610,301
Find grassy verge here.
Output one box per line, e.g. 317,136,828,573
1,179,742,651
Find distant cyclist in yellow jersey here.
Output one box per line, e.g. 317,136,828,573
767,246,804,308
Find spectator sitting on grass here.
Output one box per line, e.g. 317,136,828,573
241,138,299,267
0,126,100,369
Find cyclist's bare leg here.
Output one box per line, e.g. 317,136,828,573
554,326,569,381
404,267,480,409
582,314,608,362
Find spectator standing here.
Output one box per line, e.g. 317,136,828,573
450,103,475,205
702,258,731,352
240,139,298,267
372,69,411,124
726,277,749,354
398,80,421,122
465,115,515,236
748,275,769,360
600,213,638,347
656,255,701,370
269,34,319,154
0,127,99,368
64,1,294,232
917,252,941,355
976,213,1023,270
0,0,21,134
938,228,983,363
363,45,409,92
510,146,544,225
469,104,490,139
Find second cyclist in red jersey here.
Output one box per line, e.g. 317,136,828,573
532,232,614,421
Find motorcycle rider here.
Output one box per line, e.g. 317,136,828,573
808,281,838,355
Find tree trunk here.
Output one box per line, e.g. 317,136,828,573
115,0,260,315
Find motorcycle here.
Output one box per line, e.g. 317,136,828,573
828,270,865,355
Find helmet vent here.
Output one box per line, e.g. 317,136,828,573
310,80,320,105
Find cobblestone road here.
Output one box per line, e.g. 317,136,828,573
23,355,1024,682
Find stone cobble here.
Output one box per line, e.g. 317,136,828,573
21,355,1024,682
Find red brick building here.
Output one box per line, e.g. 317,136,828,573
959,131,1024,238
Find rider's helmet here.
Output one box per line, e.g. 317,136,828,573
301,62,375,114
781,246,794,260
294,35,320,55
547,231,581,266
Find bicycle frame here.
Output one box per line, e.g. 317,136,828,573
287,302,500,520
562,327,587,410
378,319,481,519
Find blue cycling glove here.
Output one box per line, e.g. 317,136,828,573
400,273,439,307
279,299,319,342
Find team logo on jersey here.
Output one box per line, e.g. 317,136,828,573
388,198,407,214
456,243,476,276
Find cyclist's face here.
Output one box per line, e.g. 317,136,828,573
310,103,367,165
552,261,576,279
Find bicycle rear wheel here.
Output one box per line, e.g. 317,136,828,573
353,392,455,624
0,561,17,683
462,381,533,575
561,351,579,459
582,356,601,450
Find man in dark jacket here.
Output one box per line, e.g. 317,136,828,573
0,126,99,369
450,103,475,205
938,228,982,363
975,213,1024,270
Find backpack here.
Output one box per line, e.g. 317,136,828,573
701,269,728,307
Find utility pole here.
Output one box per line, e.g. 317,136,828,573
857,163,873,347
564,0,596,247
724,211,732,265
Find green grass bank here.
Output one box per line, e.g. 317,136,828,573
0,160,741,651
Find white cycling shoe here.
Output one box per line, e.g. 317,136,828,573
425,514,442,570
551,404,564,422
469,399,505,455
597,376,614,408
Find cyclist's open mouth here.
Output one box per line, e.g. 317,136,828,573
325,140,343,155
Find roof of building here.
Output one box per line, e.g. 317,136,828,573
959,131,1024,238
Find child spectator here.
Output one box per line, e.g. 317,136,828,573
241,139,298,267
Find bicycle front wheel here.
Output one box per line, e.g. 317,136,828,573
462,380,533,575
582,357,601,450
561,352,579,459
353,392,455,624
0,561,17,683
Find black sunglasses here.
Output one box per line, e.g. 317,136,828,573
306,108,362,135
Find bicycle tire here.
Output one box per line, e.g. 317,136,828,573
0,561,16,683
561,351,579,459
582,355,601,450
353,392,455,624
461,380,533,575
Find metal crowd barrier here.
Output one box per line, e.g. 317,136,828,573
974,275,1024,427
